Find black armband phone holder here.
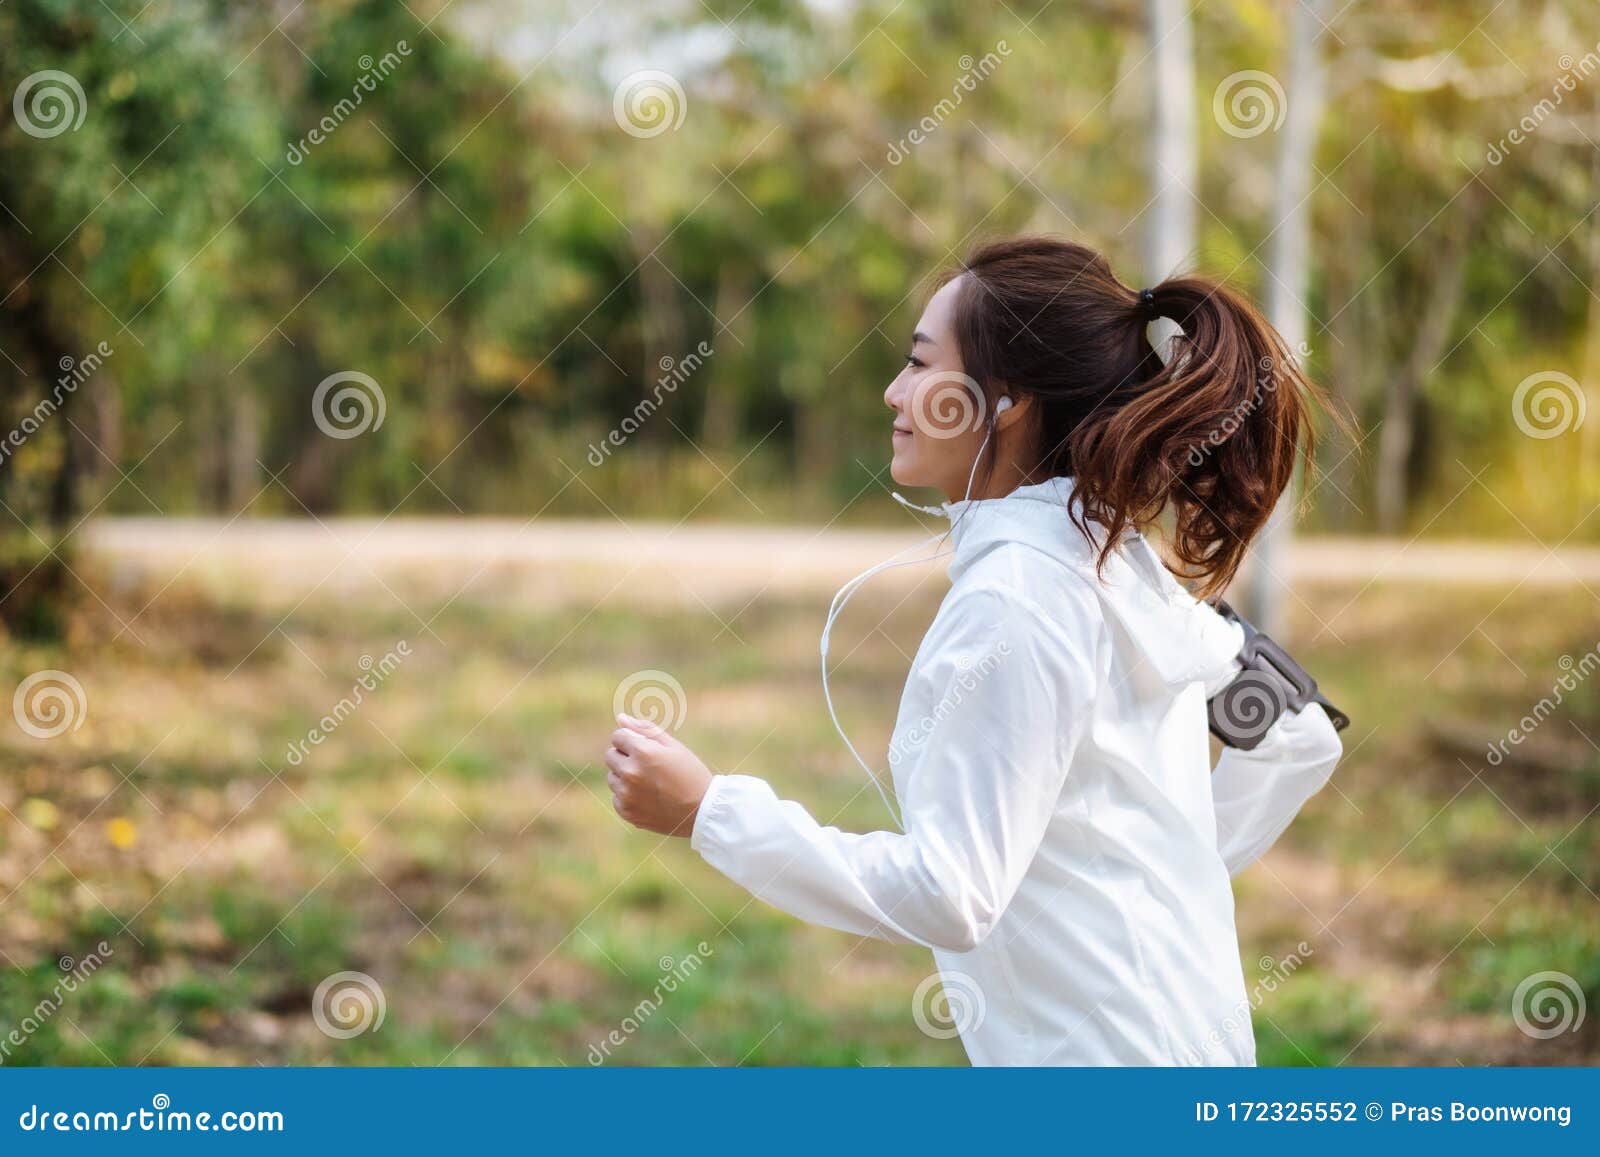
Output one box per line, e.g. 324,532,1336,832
1206,600,1350,750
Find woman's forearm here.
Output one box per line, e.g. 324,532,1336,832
1210,702,1343,875
691,773,1002,952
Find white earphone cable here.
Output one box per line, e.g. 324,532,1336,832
820,406,1004,829
820,533,948,831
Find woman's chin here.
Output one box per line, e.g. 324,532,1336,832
889,443,932,485
889,453,956,501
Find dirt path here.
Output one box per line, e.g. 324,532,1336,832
82,517,1600,611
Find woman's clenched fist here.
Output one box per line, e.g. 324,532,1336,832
605,712,713,837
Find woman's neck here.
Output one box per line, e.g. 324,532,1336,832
948,445,1048,503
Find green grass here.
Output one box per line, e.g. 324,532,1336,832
0,561,1595,1065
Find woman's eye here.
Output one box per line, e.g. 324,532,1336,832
904,355,924,369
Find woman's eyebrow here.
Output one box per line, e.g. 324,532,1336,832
912,331,936,347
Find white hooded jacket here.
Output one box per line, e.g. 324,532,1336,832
690,478,1343,1065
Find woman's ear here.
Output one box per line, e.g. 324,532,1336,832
994,391,1031,430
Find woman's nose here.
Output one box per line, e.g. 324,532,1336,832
884,371,905,410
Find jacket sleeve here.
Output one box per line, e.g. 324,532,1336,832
689,586,1099,953
1208,698,1343,876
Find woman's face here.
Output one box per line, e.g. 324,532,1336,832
883,276,992,501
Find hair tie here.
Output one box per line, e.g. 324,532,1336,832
1137,287,1157,318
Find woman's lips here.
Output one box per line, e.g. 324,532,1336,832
892,426,912,439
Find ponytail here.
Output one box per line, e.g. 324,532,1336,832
1070,274,1315,595
949,237,1325,596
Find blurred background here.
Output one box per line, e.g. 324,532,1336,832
0,0,1596,1065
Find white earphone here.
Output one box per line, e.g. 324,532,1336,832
995,394,1014,415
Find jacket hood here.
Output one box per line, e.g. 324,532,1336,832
940,478,1241,688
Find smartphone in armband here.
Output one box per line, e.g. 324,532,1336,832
1206,600,1350,751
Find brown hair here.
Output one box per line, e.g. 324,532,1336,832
946,235,1325,597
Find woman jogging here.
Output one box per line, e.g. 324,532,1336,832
603,236,1345,1066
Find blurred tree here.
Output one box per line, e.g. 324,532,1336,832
1145,0,1198,284
0,0,1595,637
0,0,275,630
1245,0,1331,633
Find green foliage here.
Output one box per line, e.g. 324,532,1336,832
0,0,1595,568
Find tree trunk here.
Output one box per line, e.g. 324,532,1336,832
699,264,751,451
0,245,80,533
1374,212,1475,532
1323,244,1367,529
629,224,686,448
282,321,339,512
1243,0,1329,635
1145,0,1196,295
1582,133,1600,504
227,383,262,512
0,225,81,627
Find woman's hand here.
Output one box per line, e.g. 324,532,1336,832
605,713,713,837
